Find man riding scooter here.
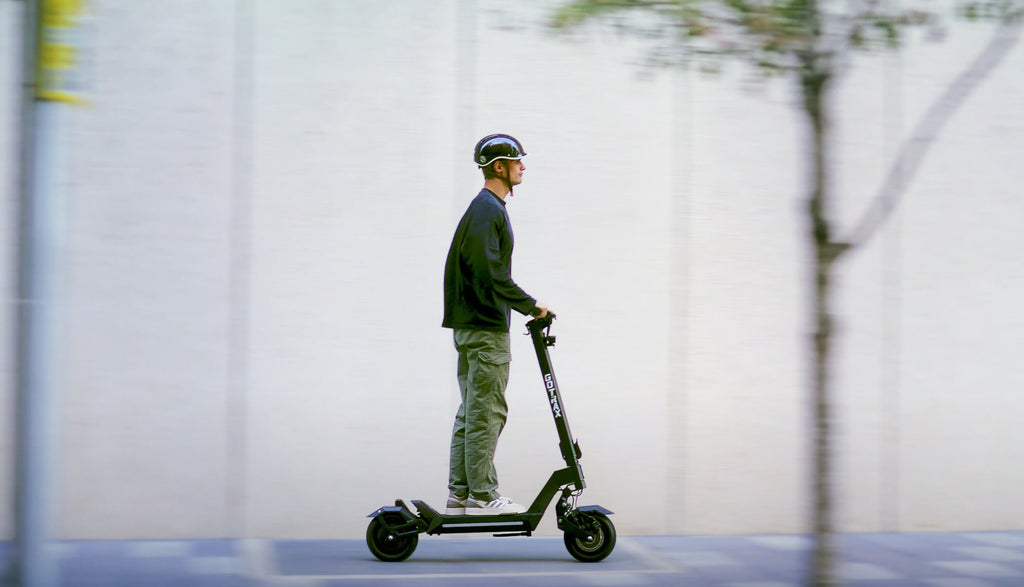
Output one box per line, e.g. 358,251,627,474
441,134,552,516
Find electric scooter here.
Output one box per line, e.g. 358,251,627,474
366,314,615,562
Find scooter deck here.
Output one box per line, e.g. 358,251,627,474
411,500,544,536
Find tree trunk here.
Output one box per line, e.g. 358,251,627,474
802,63,842,587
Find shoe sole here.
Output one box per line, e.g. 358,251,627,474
445,507,466,515
465,508,527,516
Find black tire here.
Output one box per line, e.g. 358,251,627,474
366,513,418,562
563,512,616,562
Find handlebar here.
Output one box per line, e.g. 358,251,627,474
526,312,557,332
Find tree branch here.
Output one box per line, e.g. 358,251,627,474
843,11,1024,248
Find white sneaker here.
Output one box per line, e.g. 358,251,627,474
445,495,466,515
465,496,527,515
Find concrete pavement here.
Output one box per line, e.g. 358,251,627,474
4,531,1024,586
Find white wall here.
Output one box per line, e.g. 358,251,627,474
0,0,1021,540
55,1,238,538
830,22,1024,533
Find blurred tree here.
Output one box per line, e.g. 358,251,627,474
551,1,1023,585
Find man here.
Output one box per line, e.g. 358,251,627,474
442,133,551,516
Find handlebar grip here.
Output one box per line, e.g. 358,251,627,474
526,312,556,331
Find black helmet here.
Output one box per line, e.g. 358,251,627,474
473,134,526,167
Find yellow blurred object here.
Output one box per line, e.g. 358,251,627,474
36,0,86,104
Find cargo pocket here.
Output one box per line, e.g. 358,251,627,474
474,350,511,395
478,351,511,366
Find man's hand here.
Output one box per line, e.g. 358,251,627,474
533,303,551,318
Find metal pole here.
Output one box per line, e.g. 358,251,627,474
7,0,65,584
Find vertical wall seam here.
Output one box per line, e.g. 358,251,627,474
226,0,254,539
667,67,692,533
880,49,903,533
454,0,476,220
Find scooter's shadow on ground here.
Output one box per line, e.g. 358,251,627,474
380,555,578,563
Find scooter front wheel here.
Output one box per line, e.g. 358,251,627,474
366,512,419,562
563,511,616,562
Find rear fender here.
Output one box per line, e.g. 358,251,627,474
367,502,423,536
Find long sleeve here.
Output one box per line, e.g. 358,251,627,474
463,219,536,316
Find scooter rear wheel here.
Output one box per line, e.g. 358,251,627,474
563,511,616,562
366,512,419,562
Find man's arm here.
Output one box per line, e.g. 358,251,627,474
483,223,537,315
463,216,538,316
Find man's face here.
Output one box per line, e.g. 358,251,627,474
505,159,526,186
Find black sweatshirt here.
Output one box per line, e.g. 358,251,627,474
442,189,536,332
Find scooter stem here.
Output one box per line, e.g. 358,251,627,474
526,316,585,488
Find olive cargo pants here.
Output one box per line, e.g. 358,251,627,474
448,329,511,503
